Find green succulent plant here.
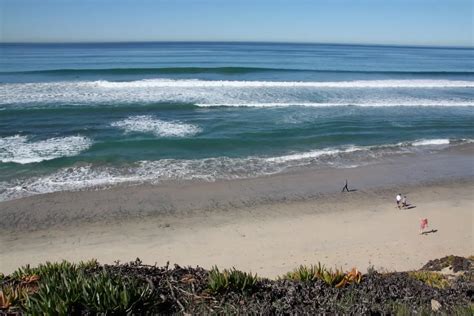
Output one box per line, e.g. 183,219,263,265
281,263,360,288
408,271,449,289
208,266,258,294
281,264,320,282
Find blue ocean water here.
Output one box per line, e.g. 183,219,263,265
0,42,473,201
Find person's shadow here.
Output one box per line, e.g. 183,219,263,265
422,229,438,235
403,204,416,210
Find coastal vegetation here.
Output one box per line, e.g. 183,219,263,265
280,263,362,287
208,267,258,294
408,271,449,289
1,256,472,314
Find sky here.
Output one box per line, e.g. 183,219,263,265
0,0,473,46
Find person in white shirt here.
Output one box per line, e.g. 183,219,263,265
396,193,402,209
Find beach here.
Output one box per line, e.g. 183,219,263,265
1,146,472,277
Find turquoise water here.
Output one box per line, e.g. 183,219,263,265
0,42,473,201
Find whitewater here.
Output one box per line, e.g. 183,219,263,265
1,78,473,108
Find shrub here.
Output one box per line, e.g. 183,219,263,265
208,266,229,293
78,258,100,270
11,261,76,281
2,259,155,314
281,264,361,287
83,270,153,313
281,264,318,282
321,267,346,287
11,260,99,281
336,267,362,288
25,268,153,314
0,284,29,310
208,267,258,294
281,262,328,282
1,260,153,314
408,271,449,289
19,262,84,314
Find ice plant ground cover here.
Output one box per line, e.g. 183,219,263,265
0,256,472,314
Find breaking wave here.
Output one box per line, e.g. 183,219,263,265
92,79,474,89
195,101,474,107
1,78,473,108
0,135,92,164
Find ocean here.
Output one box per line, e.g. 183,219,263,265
0,42,473,201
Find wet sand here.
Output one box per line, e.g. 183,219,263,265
1,147,473,276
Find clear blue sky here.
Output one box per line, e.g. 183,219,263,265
1,0,472,46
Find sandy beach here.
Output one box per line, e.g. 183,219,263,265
1,147,473,277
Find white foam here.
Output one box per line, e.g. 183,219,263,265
111,115,201,137
265,146,361,163
0,135,92,164
1,79,473,107
196,102,474,107
412,139,450,146
94,79,474,89
197,102,347,108
1,138,469,202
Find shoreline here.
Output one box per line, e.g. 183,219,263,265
1,147,473,276
1,144,473,232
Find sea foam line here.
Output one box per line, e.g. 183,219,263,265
195,102,474,107
1,138,469,201
1,79,473,107
94,79,474,89
411,139,451,146
111,115,201,137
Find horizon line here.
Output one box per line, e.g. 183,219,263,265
0,40,472,50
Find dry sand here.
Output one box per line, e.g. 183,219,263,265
1,180,472,277
1,147,473,277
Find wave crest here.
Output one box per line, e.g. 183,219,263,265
1,79,473,108
94,79,474,89
411,139,451,146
